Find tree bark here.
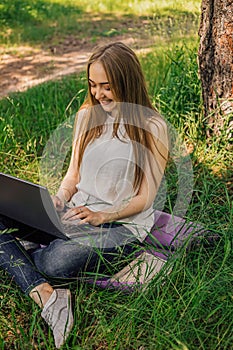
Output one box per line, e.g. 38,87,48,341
198,0,233,137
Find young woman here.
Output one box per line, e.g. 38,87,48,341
0,42,168,348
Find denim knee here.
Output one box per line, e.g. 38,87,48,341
32,239,96,278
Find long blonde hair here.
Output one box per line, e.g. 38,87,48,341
75,42,166,191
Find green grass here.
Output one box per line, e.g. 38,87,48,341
0,43,232,349
0,0,233,349
0,0,200,47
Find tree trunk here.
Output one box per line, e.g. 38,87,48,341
198,0,233,138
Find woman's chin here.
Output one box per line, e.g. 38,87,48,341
100,101,116,112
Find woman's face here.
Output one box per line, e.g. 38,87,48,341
89,62,116,112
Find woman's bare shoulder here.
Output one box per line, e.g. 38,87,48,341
146,113,168,137
73,108,89,141
76,106,89,120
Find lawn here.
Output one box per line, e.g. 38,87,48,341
0,1,232,349
0,0,200,47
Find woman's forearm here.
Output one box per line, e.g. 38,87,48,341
102,193,152,223
56,175,78,202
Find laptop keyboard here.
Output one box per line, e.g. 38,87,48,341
61,219,110,238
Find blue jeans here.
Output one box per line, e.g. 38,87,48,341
0,215,138,295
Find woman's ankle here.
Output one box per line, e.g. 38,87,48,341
29,282,54,308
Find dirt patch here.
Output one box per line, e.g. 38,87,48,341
0,25,153,98
0,43,92,97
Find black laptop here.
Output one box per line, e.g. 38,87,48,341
0,172,87,241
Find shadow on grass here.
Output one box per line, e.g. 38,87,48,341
0,0,83,26
0,0,83,44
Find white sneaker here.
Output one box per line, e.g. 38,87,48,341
41,289,73,348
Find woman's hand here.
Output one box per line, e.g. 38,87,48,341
62,206,106,226
51,195,65,212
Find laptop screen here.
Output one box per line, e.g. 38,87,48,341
0,173,67,240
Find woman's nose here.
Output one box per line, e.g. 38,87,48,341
95,86,104,99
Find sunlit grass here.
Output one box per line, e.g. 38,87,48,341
0,0,201,47
50,0,201,15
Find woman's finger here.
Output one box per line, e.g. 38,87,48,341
62,207,86,220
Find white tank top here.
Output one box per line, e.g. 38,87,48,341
71,110,155,242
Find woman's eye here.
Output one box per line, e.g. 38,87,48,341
104,86,110,91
